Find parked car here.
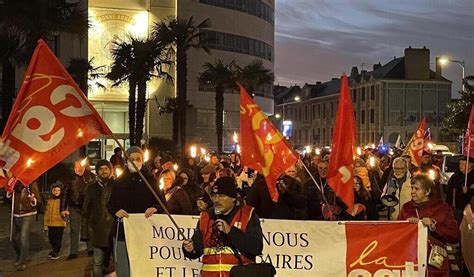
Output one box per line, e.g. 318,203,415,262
440,154,464,185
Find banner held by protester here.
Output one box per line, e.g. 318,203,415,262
124,214,428,276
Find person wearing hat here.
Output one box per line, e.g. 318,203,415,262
60,157,96,259
107,146,166,277
197,164,216,212
446,156,474,224
182,177,263,276
160,154,174,172
81,160,115,277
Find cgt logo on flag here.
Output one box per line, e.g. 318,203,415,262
0,40,111,185
345,223,421,276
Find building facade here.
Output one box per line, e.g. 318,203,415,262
274,47,452,148
86,0,275,157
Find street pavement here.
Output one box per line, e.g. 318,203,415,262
0,202,96,277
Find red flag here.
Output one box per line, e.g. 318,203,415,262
327,74,355,212
404,117,426,167
240,86,298,202
0,39,111,185
464,104,474,158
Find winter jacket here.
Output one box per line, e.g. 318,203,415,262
10,182,41,217
107,167,165,241
382,173,412,220
44,197,66,227
81,177,115,248
60,170,95,211
181,181,203,215
246,175,306,220
399,198,460,243
164,179,193,215
398,198,460,276
446,170,474,211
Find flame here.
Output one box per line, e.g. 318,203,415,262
115,168,123,177
159,177,164,190
144,149,150,162
369,157,376,168
26,158,34,167
315,148,321,155
236,144,241,154
428,169,436,180
200,147,206,155
305,145,311,153
233,132,239,143
173,163,179,171
204,155,210,162
356,147,362,156
190,145,197,158
80,157,88,167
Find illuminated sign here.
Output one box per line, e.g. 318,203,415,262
88,8,149,101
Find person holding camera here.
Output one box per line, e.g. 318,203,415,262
182,176,263,276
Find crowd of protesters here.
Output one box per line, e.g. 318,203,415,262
3,144,474,276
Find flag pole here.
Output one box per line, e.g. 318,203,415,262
465,134,471,189
9,192,15,241
109,134,186,240
299,159,331,208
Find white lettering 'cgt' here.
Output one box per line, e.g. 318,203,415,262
5,85,93,169
348,262,420,277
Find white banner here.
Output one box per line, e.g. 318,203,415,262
124,214,427,277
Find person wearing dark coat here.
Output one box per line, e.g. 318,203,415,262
60,159,96,259
107,146,165,277
399,174,460,277
178,168,203,215
445,157,474,224
182,177,263,276
160,169,193,215
81,160,115,277
246,169,306,220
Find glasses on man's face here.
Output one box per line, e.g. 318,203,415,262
393,167,406,171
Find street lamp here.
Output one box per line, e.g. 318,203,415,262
294,96,301,102
439,57,465,91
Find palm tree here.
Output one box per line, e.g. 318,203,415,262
237,59,274,96
107,37,172,146
0,0,88,131
157,96,179,144
152,17,210,157
199,59,236,153
66,57,105,96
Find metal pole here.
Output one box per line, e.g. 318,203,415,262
299,159,330,207
10,192,15,241
465,133,471,189
110,133,187,239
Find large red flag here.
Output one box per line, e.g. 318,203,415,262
404,117,427,167
464,104,474,158
0,39,111,185
240,86,298,202
327,74,355,212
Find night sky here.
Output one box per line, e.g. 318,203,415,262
274,0,474,98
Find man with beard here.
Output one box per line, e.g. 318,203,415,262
182,177,264,276
60,158,96,259
81,160,115,276
381,157,412,220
